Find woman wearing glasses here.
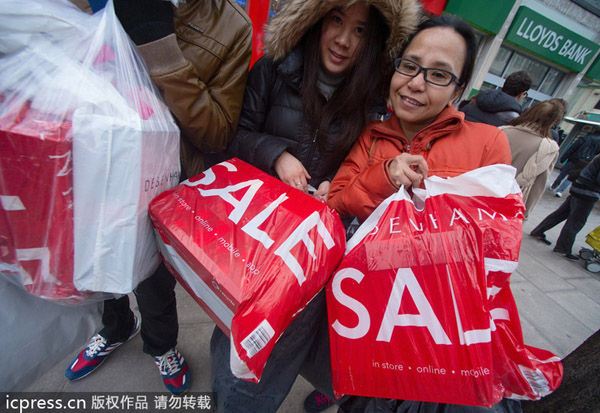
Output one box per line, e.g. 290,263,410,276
322,14,520,412
328,14,512,224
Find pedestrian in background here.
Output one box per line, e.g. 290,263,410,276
459,70,532,127
531,154,600,260
550,132,600,197
501,98,564,218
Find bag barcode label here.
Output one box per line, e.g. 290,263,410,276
518,365,551,396
241,320,275,358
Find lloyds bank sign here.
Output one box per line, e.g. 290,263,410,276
505,6,599,72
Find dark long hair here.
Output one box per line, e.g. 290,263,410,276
400,14,477,91
300,4,390,153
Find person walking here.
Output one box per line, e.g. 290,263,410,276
531,154,600,260
64,0,252,396
501,98,564,218
550,133,600,197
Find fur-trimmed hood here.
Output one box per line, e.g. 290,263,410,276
263,0,422,61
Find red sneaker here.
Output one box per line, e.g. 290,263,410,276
153,348,190,396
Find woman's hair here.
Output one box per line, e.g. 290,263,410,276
509,98,566,137
400,14,477,90
300,3,390,153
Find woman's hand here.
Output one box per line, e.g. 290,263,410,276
312,181,330,203
274,151,311,192
388,153,428,189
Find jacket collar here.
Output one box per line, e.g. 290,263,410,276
263,0,422,62
277,47,304,92
371,106,464,149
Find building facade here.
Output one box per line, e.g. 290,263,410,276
238,0,600,138
441,0,600,133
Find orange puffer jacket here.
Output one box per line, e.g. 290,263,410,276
328,106,512,222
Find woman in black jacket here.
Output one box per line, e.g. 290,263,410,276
211,0,422,411
228,0,420,202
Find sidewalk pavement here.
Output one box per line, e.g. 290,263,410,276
23,169,600,412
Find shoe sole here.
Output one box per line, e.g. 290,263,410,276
169,387,190,396
552,250,579,260
530,233,551,245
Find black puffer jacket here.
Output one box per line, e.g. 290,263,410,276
561,134,600,163
460,89,523,127
228,48,387,186
225,0,421,186
571,153,600,200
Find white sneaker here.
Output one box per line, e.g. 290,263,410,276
555,192,562,198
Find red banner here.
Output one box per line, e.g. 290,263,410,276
247,0,270,67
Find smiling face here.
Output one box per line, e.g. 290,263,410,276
319,2,368,76
390,27,466,140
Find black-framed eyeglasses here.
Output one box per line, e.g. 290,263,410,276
394,58,461,87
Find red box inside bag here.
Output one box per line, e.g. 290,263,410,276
0,104,83,301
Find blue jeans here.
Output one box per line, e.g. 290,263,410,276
550,162,575,190
555,179,571,194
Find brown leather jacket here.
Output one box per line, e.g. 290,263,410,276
138,0,252,178
71,0,252,178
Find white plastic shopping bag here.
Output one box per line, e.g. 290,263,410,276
0,0,180,300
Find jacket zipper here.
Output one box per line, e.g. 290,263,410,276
306,128,319,177
187,23,204,34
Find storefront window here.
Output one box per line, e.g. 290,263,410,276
484,45,566,106
572,0,600,16
472,32,484,51
539,67,564,95
566,80,589,116
489,48,512,76
505,53,549,89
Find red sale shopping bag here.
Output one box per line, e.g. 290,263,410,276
475,193,563,402
149,158,346,381
327,165,562,406
486,270,563,402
